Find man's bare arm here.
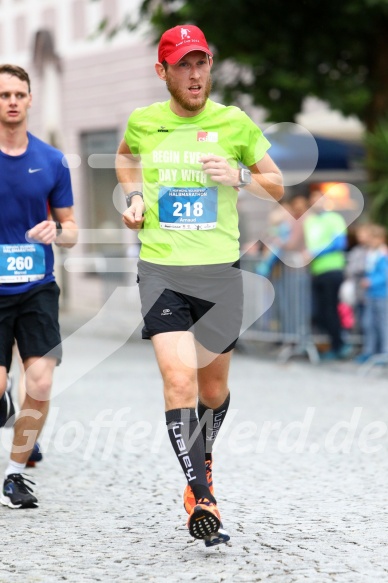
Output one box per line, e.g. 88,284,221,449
116,139,145,230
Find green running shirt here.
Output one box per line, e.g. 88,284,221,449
124,99,270,265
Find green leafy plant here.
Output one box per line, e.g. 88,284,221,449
365,121,388,228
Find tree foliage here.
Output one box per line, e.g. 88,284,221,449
365,121,388,228
137,0,388,129
94,0,388,221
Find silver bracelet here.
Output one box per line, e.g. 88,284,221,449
125,191,143,208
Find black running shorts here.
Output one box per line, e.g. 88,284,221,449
137,260,243,354
0,282,62,371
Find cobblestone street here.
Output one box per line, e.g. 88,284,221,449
0,309,387,583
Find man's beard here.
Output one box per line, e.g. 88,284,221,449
166,75,212,112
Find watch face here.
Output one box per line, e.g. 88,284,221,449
240,169,251,184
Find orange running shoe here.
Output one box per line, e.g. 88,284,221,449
183,458,213,515
187,498,221,539
187,498,231,546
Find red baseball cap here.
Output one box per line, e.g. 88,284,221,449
158,25,213,65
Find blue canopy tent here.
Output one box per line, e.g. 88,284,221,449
264,128,365,180
261,127,366,216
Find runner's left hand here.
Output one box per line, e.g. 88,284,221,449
200,155,239,187
27,220,58,245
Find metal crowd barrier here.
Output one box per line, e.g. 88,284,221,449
240,253,388,371
240,254,320,363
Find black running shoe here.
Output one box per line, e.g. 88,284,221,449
204,527,231,547
27,442,43,467
0,474,38,509
0,391,15,428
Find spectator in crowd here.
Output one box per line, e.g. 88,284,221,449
275,194,310,339
355,224,388,363
343,223,371,332
256,194,310,343
277,194,311,339
256,200,292,277
283,194,309,260
303,189,351,360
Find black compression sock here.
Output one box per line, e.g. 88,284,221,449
198,392,230,461
166,408,216,503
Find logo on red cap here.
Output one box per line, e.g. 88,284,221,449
158,25,213,65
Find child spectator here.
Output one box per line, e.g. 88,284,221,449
355,224,388,363
342,223,371,333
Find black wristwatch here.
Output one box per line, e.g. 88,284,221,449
125,191,144,208
55,221,62,235
237,168,252,187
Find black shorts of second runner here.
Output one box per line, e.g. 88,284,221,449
0,281,62,372
137,260,243,354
